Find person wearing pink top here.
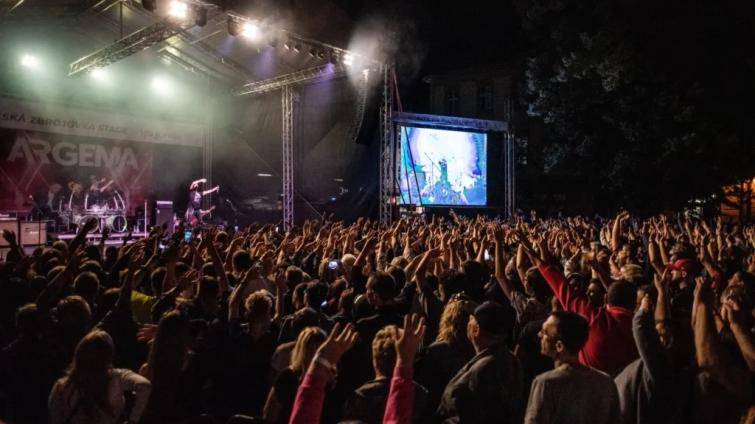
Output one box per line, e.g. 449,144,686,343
289,315,425,424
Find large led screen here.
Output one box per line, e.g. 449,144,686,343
398,126,487,206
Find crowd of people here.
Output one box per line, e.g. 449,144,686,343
0,210,753,424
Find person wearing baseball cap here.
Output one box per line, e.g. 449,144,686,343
437,301,524,423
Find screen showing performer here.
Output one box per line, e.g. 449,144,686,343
398,126,487,206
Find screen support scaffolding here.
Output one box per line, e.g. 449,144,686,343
379,64,395,225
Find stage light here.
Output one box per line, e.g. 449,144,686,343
257,173,272,177
241,22,260,40
20,54,38,68
293,44,301,53
283,42,291,50
89,68,107,81
342,53,354,67
308,49,316,57
168,0,188,19
227,17,241,36
142,0,157,11
317,50,326,60
151,75,172,94
195,7,207,26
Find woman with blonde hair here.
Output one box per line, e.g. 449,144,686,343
48,329,151,424
263,326,327,423
415,296,477,422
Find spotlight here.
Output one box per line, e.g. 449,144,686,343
293,44,301,53
241,22,260,40
316,50,326,60
308,49,316,57
151,75,171,94
257,173,272,177
90,68,107,81
167,0,188,19
342,53,354,67
142,0,157,11
195,7,207,26
283,42,291,50
20,54,38,68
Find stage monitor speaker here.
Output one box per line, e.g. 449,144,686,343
154,200,174,234
19,221,47,246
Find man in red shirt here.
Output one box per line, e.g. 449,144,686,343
521,236,638,376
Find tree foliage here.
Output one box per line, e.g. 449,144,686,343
515,0,755,214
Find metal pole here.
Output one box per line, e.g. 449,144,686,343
379,65,395,225
282,85,295,231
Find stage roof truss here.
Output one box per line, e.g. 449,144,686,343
392,112,508,133
233,64,349,96
68,1,382,86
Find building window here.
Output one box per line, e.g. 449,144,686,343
446,86,459,115
478,84,494,114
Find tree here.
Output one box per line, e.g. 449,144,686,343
515,0,755,215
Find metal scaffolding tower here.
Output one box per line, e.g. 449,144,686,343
379,65,395,225
281,85,295,231
505,133,516,217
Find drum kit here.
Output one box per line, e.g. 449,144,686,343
62,189,128,233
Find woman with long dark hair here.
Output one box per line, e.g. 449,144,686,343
48,329,151,424
139,310,194,423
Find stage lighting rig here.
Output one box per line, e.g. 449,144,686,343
342,53,354,67
142,0,157,11
241,22,259,39
194,6,208,26
227,16,241,36
167,0,188,19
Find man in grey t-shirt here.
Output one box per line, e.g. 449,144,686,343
524,311,620,424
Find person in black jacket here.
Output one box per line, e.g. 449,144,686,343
437,301,524,424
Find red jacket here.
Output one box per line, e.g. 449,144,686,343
539,264,638,375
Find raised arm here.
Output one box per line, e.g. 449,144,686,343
384,314,425,424
290,324,359,424
494,229,516,300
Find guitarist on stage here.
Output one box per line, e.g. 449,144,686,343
186,178,219,228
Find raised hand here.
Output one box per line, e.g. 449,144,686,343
137,324,158,343
316,323,359,366
396,314,426,364
2,229,17,245
82,217,99,234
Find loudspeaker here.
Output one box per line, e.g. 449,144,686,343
154,201,174,234
20,221,46,246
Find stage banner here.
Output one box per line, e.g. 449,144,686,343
0,128,153,216
0,96,206,217
0,96,204,147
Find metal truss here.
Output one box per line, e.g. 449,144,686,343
281,85,295,231
379,64,395,225
234,64,347,96
392,112,508,133
505,133,516,217
69,21,178,75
